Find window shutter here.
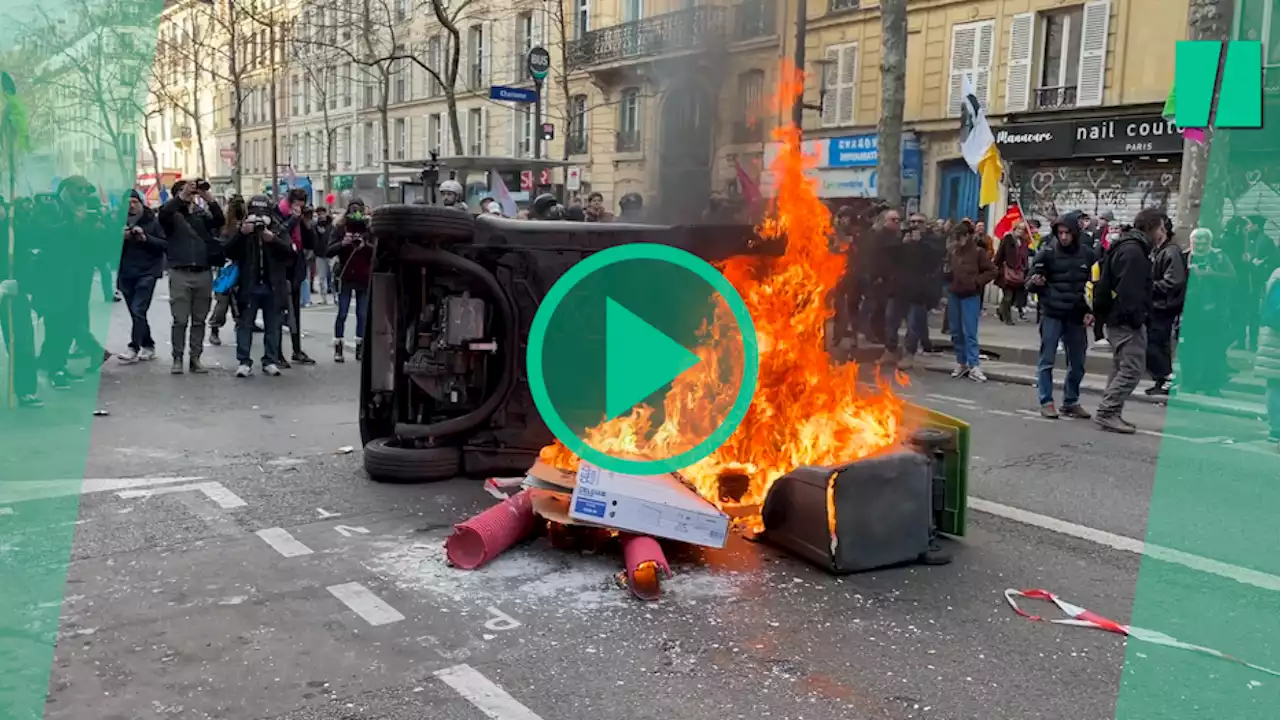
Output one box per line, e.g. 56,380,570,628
947,23,978,116
837,43,857,125
974,21,995,109
1004,13,1034,112
484,21,494,87
821,46,839,126
1076,0,1111,107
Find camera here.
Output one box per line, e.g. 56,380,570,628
245,213,270,232
195,179,211,192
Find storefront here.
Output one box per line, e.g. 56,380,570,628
996,113,1184,230
760,132,923,212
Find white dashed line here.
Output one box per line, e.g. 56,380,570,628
986,409,1016,416
435,664,544,720
255,528,314,557
117,481,246,509
971,497,1280,594
327,582,404,626
925,393,977,405
1,475,206,504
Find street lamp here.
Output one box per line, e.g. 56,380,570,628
799,57,834,117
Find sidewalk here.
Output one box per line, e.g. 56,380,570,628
919,310,1268,420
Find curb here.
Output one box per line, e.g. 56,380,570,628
917,363,1267,421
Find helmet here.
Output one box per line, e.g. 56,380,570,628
619,192,642,209
247,194,273,214
531,193,560,219
439,179,463,195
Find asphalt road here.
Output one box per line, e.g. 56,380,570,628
4,293,1280,720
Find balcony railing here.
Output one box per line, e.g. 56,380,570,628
616,130,642,152
567,6,728,68
1034,85,1078,110
733,0,775,41
731,120,764,144
567,134,589,156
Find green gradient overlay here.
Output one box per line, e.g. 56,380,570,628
1117,4,1280,717
0,1,159,716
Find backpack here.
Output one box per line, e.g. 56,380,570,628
212,262,239,295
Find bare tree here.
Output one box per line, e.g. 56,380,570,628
287,36,348,192
876,0,907,209
152,13,220,178
546,0,578,162
1174,0,1236,238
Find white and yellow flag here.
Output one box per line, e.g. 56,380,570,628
958,75,1003,208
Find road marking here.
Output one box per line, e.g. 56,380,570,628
0,476,206,504
256,528,314,557
987,409,1016,416
1013,409,1053,423
327,582,404,625
435,664,543,720
117,481,246,509
971,497,1280,593
925,393,977,405
334,524,370,537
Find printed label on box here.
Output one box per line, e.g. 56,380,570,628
573,498,607,518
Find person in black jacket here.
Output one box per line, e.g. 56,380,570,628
116,190,167,363
0,198,42,407
1092,207,1161,432
223,195,294,377
325,201,373,363
1027,217,1096,419
274,188,317,368
1144,216,1188,396
882,213,943,369
158,179,225,374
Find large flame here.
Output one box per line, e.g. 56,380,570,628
540,64,904,528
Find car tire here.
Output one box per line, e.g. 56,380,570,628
371,204,474,241
363,438,461,483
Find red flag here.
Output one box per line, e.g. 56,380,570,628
735,158,761,206
993,204,1024,239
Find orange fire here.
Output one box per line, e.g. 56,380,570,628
540,64,905,528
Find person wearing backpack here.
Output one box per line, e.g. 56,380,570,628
1256,265,1280,445
1144,218,1189,396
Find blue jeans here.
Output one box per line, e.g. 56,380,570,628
1037,316,1088,406
237,284,282,366
1268,380,1280,439
335,283,368,339
947,292,981,367
885,299,929,354
118,274,156,351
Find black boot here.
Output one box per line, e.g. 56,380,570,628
334,339,345,363
354,338,364,363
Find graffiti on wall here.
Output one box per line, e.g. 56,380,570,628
1010,162,1178,230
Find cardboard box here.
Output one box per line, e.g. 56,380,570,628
569,462,730,548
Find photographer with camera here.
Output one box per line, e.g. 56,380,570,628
325,200,373,363
158,178,225,375
223,195,294,377
115,190,167,363
276,188,317,367
36,177,112,390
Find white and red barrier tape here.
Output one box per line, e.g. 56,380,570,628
1005,588,1280,678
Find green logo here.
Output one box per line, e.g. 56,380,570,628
1174,40,1263,129
526,244,759,476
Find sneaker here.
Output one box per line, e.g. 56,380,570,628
171,357,184,374
189,357,209,374
253,322,265,333
117,348,139,363
209,328,221,346
276,357,292,369
50,370,71,390
951,365,969,379
292,351,316,366
1060,404,1092,420
235,363,252,378
1144,382,1169,396
1092,339,1110,349
263,363,282,377
1040,403,1060,419
138,347,156,361
968,367,988,383
18,394,43,408
1095,414,1136,434
334,340,345,363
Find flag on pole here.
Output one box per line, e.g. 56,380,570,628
958,75,1003,208
734,158,761,206
489,168,518,217
1162,85,1206,144
993,203,1025,240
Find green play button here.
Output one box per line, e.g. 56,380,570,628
604,298,701,421
527,243,758,476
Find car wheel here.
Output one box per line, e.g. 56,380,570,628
363,438,461,483
371,204,474,241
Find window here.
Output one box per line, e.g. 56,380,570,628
328,69,338,110
515,11,533,75
513,106,534,157
575,0,590,40
315,134,326,170
617,87,640,151
829,0,858,11
302,77,311,115
302,131,311,169
343,64,353,107
394,62,407,104
467,108,485,154
427,36,443,96
340,125,351,168
396,0,408,21
429,113,443,153
569,94,588,155
394,118,406,160
468,25,485,88
821,43,857,127
364,75,376,108
1006,1,1109,111
363,122,375,166
622,0,642,23
735,69,765,142
946,20,995,116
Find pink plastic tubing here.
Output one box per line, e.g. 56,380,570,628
445,490,536,570
622,535,672,601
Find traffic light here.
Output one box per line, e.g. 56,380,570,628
541,122,555,141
